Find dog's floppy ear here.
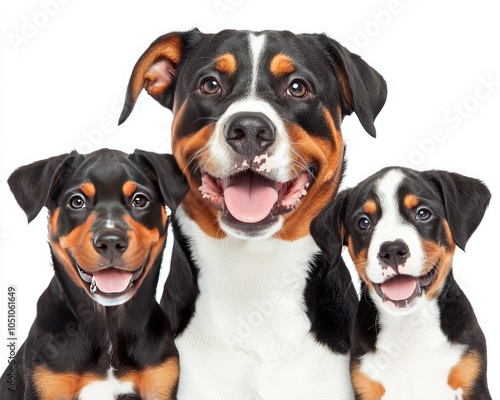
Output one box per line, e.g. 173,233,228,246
130,150,189,211
316,35,387,138
423,170,491,251
8,152,80,223
119,29,203,125
310,189,351,266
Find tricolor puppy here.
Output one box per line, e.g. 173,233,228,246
1,149,188,400
311,167,492,400
119,29,387,398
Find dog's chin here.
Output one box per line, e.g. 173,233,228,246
220,212,283,239
199,166,315,239
75,261,146,307
371,266,438,314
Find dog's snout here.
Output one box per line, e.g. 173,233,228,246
224,112,276,156
93,230,129,260
378,239,410,268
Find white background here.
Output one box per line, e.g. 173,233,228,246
1,0,499,396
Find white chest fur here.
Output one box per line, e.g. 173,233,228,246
79,368,135,400
175,207,353,399
360,298,466,400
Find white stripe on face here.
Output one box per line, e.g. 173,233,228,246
366,169,425,283
203,33,292,182
248,33,266,96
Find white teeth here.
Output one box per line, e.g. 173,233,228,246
77,264,93,283
90,276,97,294
131,266,144,281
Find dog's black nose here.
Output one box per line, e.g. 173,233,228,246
378,239,410,269
93,230,129,260
224,112,276,156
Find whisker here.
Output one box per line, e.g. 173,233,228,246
192,116,219,124
185,146,211,176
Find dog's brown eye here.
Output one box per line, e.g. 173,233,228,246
68,195,86,210
416,207,432,221
357,216,371,231
131,194,149,208
201,78,221,95
287,80,308,98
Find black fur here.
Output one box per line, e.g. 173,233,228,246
311,166,492,399
1,149,188,399
119,29,386,348
119,28,387,140
159,217,199,336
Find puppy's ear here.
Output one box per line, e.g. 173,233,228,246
424,170,491,251
310,189,350,266
130,150,189,211
315,35,387,138
119,29,204,125
8,152,80,223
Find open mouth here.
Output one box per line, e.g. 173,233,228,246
76,263,145,296
373,266,437,309
199,166,316,226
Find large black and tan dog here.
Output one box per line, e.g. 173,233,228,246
312,167,491,399
119,29,387,398
1,149,187,399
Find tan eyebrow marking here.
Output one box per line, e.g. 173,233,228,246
123,181,138,197
80,182,95,198
270,53,295,77
363,199,377,215
404,194,420,209
215,52,237,75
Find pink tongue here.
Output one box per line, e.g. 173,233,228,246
224,173,278,223
93,269,132,294
381,276,417,301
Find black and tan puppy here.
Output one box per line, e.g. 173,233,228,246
119,28,387,398
1,149,188,400
312,167,492,399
